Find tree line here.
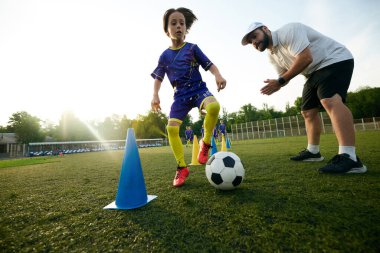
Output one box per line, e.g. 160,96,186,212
1,87,378,144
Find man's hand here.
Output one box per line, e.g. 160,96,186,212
260,79,281,95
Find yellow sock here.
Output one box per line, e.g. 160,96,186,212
167,125,187,167
203,101,220,144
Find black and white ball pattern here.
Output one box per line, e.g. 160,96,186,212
205,152,245,190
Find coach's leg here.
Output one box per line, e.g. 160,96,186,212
321,94,356,160
301,108,322,149
290,107,324,161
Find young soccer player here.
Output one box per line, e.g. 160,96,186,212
185,126,194,147
219,120,226,136
151,7,226,187
213,126,219,144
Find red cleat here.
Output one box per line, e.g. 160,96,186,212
173,167,189,187
198,139,211,164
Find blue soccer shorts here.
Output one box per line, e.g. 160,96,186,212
169,87,213,122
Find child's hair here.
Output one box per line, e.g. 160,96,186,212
163,7,197,34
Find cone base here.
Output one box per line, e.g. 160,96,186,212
189,162,201,166
103,195,157,210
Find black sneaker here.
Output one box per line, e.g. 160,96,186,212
290,149,324,162
319,153,367,174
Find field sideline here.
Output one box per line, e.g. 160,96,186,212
1,131,379,252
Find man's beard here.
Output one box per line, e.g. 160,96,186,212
259,31,270,51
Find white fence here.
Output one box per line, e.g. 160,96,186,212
230,112,380,141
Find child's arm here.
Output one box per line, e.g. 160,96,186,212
208,65,226,92
151,79,162,112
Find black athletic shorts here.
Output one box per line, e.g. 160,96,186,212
301,59,354,111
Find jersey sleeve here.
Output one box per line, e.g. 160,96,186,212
151,54,165,81
193,44,213,71
283,23,310,56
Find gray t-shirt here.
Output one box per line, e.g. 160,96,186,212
269,22,353,77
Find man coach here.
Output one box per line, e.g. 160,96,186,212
241,22,366,174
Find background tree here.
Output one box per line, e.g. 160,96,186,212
220,107,230,131
118,115,131,140
7,111,45,143
346,87,380,118
41,120,58,141
179,115,191,138
133,111,168,139
191,117,203,138
284,97,302,116
0,125,9,133
97,114,124,140
259,103,284,119
56,111,94,141
238,103,260,122
226,112,238,129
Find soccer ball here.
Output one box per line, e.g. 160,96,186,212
205,151,245,190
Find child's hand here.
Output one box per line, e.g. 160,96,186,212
151,95,161,112
215,75,226,92
209,65,226,92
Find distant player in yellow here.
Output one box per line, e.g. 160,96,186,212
151,7,226,187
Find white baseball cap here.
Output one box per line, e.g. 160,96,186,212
241,22,265,46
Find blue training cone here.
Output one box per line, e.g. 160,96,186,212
210,136,218,156
104,128,157,210
226,137,231,149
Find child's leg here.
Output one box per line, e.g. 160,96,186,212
167,123,187,167
203,100,220,144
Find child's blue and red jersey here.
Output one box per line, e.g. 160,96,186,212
151,42,214,121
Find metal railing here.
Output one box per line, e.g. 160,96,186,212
0,138,166,159
230,112,380,141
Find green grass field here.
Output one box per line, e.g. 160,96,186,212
1,131,379,252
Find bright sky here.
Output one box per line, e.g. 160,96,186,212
1,0,379,126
